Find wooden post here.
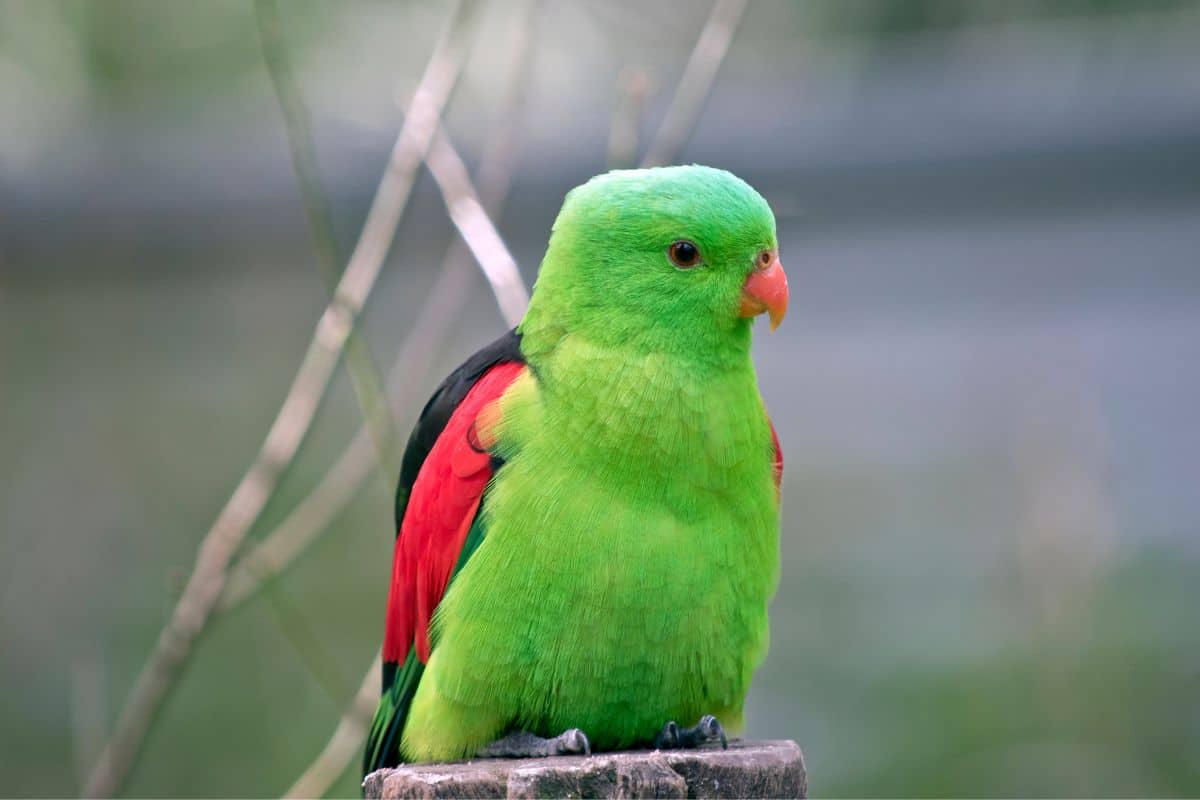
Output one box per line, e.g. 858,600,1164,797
363,739,806,799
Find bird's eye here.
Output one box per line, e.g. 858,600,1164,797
758,250,773,268
668,240,701,268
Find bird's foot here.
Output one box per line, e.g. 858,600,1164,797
477,728,591,759
654,714,728,750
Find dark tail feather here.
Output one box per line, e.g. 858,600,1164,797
362,652,424,778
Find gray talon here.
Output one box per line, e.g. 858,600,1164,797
656,715,727,750
558,728,591,756
696,714,728,749
654,720,681,749
479,728,591,759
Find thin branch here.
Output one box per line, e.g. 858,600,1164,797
254,0,406,699
255,0,399,473
215,235,476,618
255,0,340,281
639,0,749,168
218,425,375,613
81,5,478,797
424,126,529,327
217,3,537,617
285,653,382,800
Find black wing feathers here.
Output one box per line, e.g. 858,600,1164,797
393,328,524,531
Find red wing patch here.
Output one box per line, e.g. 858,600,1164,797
383,362,525,665
769,417,783,495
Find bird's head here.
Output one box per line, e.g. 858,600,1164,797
520,165,787,362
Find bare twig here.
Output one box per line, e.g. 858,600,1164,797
219,425,375,613
285,652,383,800
252,0,405,695
81,5,478,797
254,0,340,281
255,0,399,472
218,4,536,617
216,236,480,615
639,0,749,168
424,126,529,326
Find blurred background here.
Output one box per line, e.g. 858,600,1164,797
3,0,1200,796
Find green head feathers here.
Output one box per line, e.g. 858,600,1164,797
520,165,780,362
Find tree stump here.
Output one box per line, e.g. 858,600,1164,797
363,739,805,799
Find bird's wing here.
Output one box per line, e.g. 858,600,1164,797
364,329,525,775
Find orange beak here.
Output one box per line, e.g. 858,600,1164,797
739,257,789,331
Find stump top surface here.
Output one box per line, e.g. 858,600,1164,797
363,739,805,799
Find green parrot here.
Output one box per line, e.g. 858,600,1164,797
364,164,788,773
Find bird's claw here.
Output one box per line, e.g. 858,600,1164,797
655,720,680,750
655,714,728,750
556,728,591,757
478,728,591,759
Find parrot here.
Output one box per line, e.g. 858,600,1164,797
363,164,788,775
